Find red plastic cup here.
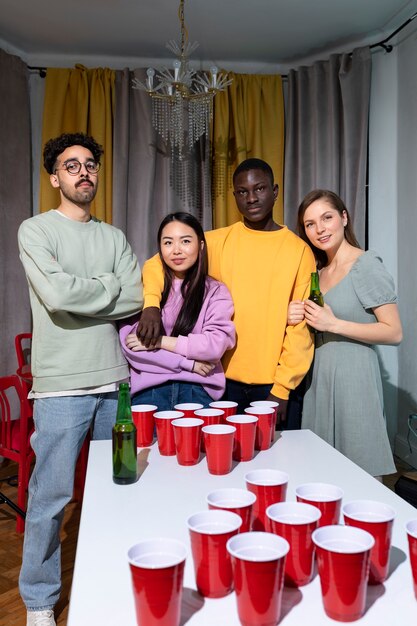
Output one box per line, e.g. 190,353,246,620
343,500,395,584
250,400,279,440
227,531,290,626
194,408,224,451
202,424,236,475
173,403,204,417
244,407,274,450
296,482,344,527
127,538,186,626
207,488,257,533
406,519,417,598
245,469,289,531
172,417,203,466
131,404,157,447
312,525,375,622
226,414,258,462
154,410,184,456
187,509,242,598
209,400,238,419
267,501,322,587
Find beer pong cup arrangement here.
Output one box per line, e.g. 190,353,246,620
267,501,322,587
227,532,290,626
244,406,275,450
245,469,289,531
312,525,375,622
226,414,258,462
127,538,186,626
209,400,238,418
207,488,257,533
296,482,344,526
172,417,203,466
406,519,417,599
154,410,184,456
173,402,203,417
187,509,242,598
250,400,279,440
131,404,157,447
202,424,236,475
195,408,224,451
343,500,395,585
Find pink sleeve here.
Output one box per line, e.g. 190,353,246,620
174,282,235,361
119,320,194,374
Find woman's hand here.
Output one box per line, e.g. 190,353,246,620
304,301,337,332
125,333,161,351
193,360,216,377
287,300,306,325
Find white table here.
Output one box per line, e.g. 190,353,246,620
68,430,417,625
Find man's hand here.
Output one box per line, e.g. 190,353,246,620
136,307,161,348
267,393,288,427
193,360,216,377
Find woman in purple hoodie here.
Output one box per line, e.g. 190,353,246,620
120,212,236,410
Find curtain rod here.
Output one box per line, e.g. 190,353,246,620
369,11,417,52
27,11,417,77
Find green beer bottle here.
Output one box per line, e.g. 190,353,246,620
112,382,138,484
308,271,324,333
309,271,324,307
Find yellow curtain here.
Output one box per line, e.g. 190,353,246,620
212,73,284,228
40,65,115,223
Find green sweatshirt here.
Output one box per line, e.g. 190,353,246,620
18,210,143,392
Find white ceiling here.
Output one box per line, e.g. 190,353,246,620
1,0,417,71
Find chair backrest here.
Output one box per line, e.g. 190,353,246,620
14,333,32,369
0,374,33,453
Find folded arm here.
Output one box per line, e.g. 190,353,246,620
18,222,142,319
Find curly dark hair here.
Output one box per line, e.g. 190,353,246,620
43,132,103,174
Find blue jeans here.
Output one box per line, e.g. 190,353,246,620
225,379,273,414
19,392,118,611
132,382,212,412
225,379,303,430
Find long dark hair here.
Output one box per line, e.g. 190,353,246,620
158,212,208,337
297,189,361,269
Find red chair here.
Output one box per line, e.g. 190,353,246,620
13,332,90,505
14,333,33,395
0,374,35,533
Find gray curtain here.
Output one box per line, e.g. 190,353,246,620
284,47,371,246
0,49,32,377
112,68,212,267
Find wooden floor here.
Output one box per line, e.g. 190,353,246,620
0,460,81,626
0,455,414,625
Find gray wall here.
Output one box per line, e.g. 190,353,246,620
369,23,417,467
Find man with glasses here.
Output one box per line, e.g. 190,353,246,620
18,132,142,626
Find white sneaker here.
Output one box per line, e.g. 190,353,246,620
26,610,56,626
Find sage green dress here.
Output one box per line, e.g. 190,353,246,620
302,251,397,476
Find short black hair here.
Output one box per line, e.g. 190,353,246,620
43,132,103,174
232,158,275,186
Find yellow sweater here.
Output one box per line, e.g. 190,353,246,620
143,222,315,399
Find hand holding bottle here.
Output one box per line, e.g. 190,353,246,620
304,300,338,333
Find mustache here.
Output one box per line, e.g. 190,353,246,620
76,179,94,189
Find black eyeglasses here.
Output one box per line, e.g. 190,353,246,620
55,160,101,175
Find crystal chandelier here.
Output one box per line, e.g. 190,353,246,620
133,0,232,161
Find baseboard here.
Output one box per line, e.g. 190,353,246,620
394,433,417,470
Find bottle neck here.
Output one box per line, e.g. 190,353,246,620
116,386,133,424
310,272,321,294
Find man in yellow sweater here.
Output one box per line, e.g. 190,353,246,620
139,159,315,425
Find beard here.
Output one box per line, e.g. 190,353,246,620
59,178,98,206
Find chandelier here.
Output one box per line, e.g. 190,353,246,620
133,0,232,162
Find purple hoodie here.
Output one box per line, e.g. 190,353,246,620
119,276,235,400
